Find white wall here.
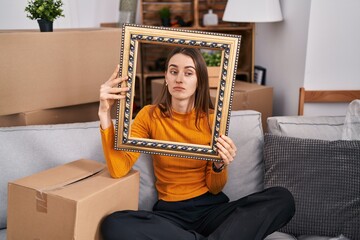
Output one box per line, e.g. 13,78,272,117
0,0,120,30
255,0,311,116
256,0,360,116
303,0,360,116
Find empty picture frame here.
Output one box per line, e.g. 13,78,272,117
115,24,241,161
254,65,266,85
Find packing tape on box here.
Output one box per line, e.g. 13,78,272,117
36,191,48,213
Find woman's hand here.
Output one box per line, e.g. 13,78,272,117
98,65,129,129
214,135,237,169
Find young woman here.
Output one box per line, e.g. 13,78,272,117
98,47,295,240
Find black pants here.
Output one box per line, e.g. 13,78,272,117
101,187,295,240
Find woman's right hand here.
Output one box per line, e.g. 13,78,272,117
98,65,129,129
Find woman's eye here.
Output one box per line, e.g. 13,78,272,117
185,72,194,76
170,70,177,75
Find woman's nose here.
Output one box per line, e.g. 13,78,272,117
175,73,184,83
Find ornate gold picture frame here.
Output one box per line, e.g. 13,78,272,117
115,24,241,161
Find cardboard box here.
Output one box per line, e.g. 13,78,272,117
207,66,221,88
211,81,273,130
0,101,117,127
151,78,164,103
151,80,273,130
7,159,139,240
0,28,121,116
0,102,99,127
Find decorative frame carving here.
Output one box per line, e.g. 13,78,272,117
115,24,241,161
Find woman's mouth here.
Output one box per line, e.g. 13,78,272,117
173,87,185,91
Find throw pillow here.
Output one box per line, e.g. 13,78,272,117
264,134,360,239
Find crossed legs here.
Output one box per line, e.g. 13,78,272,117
101,187,295,240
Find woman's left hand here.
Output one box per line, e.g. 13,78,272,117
215,135,237,168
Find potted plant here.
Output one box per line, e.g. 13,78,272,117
159,7,171,27
25,0,65,32
202,51,222,88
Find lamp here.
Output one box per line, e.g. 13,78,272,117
223,0,283,23
222,0,283,83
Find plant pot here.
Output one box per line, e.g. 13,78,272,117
37,19,53,32
161,17,171,27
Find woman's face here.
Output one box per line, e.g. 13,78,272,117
165,53,198,104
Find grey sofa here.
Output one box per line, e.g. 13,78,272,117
0,110,350,240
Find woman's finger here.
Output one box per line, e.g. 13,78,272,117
104,65,129,87
103,93,126,100
108,64,120,82
100,83,129,101
218,150,231,166
220,135,237,153
107,87,130,94
216,142,233,165
216,135,237,165
107,76,128,88
218,135,237,157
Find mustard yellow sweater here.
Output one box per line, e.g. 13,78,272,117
100,105,227,202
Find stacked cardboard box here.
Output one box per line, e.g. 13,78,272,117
210,81,273,130
0,28,121,127
0,102,118,127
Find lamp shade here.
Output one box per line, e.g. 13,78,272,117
223,0,283,23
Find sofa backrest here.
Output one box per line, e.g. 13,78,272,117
0,110,265,229
267,115,345,140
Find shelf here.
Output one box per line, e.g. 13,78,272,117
100,22,253,31
101,0,254,107
189,25,253,31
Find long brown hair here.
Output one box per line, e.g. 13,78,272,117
153,47,214,129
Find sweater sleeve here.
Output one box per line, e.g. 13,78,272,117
100,106,153,178
205,161,228,194
100,123,141,178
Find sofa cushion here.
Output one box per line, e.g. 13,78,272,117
264,134,360,239
0,121,105,230
0,229,5,240
267,115,345,140
132,153,158,211
223,110,265,201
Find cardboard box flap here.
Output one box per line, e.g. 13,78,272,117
52,170,139,201
11,159,104,191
